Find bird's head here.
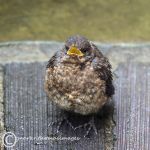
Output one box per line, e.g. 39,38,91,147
62,35,93,63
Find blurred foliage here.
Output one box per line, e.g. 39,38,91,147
0,0,150,42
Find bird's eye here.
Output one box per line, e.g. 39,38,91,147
65,45,69,50
81,48,87,53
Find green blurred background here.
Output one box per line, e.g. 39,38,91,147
0,0,150,42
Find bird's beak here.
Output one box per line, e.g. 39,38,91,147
67,45,84,57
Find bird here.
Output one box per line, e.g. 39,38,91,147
44,35,114,136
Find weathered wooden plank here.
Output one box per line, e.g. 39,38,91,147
4,62,115,150
4,61,150,150
4,63,49,150
114,63,150,150
1,42,150,150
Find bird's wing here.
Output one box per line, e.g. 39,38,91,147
90,42,104,57
46,51,61,69
91,45,115,97
46,54,56,68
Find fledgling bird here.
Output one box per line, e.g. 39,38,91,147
45,35,114,135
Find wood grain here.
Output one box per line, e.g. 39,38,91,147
4,61,150,150
114,63,150,150
4,63,114,150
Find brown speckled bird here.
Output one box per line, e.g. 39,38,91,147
45,35,114,135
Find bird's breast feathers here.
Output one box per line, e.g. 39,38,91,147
45,62,108,114
47,62,105,93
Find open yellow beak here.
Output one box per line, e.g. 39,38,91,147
67,45,84,57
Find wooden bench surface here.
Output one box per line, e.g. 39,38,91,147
0,42,150,150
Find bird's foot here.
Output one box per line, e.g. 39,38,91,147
74,116,98,137
48,115,75,133
48,114,98,137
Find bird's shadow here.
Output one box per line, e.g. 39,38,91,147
47,98,115,139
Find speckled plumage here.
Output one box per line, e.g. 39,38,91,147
45,35,114,115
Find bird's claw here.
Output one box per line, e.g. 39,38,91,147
48,115,75,133
48,116,98,137
74,116,98,137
